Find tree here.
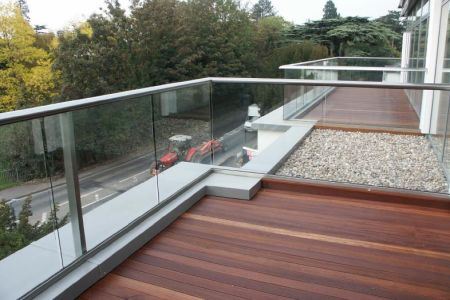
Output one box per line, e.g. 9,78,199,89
323,0,339,20
253,16,289,56
0,3,59,112
54,0,133,100
0,195,69,260
173,0,257,78
327,21,400,56
130,0,181,85
17,196,35,240
252,0,276,21
251,16,326,77
376,10,404,50
0,199,24,260
285,17,400,57
0,200,16,231
263,42,329,77
54,0,327,96
376,10,404,34
17,0,29,21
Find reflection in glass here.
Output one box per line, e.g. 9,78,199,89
153,83,213,201
0,119,64,290
70,96,157,250
211,83,284,167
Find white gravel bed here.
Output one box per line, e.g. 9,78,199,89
276,129,448,193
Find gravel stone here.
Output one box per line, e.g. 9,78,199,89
276,129,449,193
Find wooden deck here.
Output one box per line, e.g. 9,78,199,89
81,178,450,300
302,87,421,132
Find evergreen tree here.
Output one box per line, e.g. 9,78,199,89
0,200,16,231
17,196,34,240
376,10,405,50
37,203,67,235
376,11,404,34
0,200,24,259
323,0,339,20
286,17,400,57
0,195,69,260
252,0,276,21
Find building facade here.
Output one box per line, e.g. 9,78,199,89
401,0,450,134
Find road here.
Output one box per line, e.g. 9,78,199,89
5,129,257,224
7,153,154,224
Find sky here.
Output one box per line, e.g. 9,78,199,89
7,0,400,31
261,0,400,24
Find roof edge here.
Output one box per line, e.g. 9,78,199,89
398,0,420,16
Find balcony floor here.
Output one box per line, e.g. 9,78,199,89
302,87,421,133
81,179,450,299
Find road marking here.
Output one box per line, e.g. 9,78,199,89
57,187,103,207
82,192,119,209
41,212,48,223
6,190,50,204
119,170,149,183
59,190,119,209
96,192,119,203
6,198,20,204
77,153,153,183
81,188,103,198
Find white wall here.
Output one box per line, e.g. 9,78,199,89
257,130,284,152
430,0,450,134
421,0,442,133
401,32,412,83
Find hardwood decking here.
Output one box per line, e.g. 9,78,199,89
302,87,421,132
81,178,450,300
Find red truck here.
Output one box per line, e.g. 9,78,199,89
151,135,224,175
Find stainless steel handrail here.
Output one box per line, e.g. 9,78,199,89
280,57,338,67
210,77,450,90
279,66,423,72
0,78,211,126
1,77,450,126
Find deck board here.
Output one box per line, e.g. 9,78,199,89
82,179,450,299
302,87,420,131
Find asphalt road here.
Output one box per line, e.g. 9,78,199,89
6,129,257,224
8,153,154,224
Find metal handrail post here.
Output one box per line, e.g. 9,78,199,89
60,112,87,257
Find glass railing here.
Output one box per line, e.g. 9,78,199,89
281,57,424,84
281,82,450,194
0,77,449,298
283,68,415,82
210,79,450,196
281,57,427,119
0,80,204,298
0,90,162,298
283,83,429,123
0,78,287,298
